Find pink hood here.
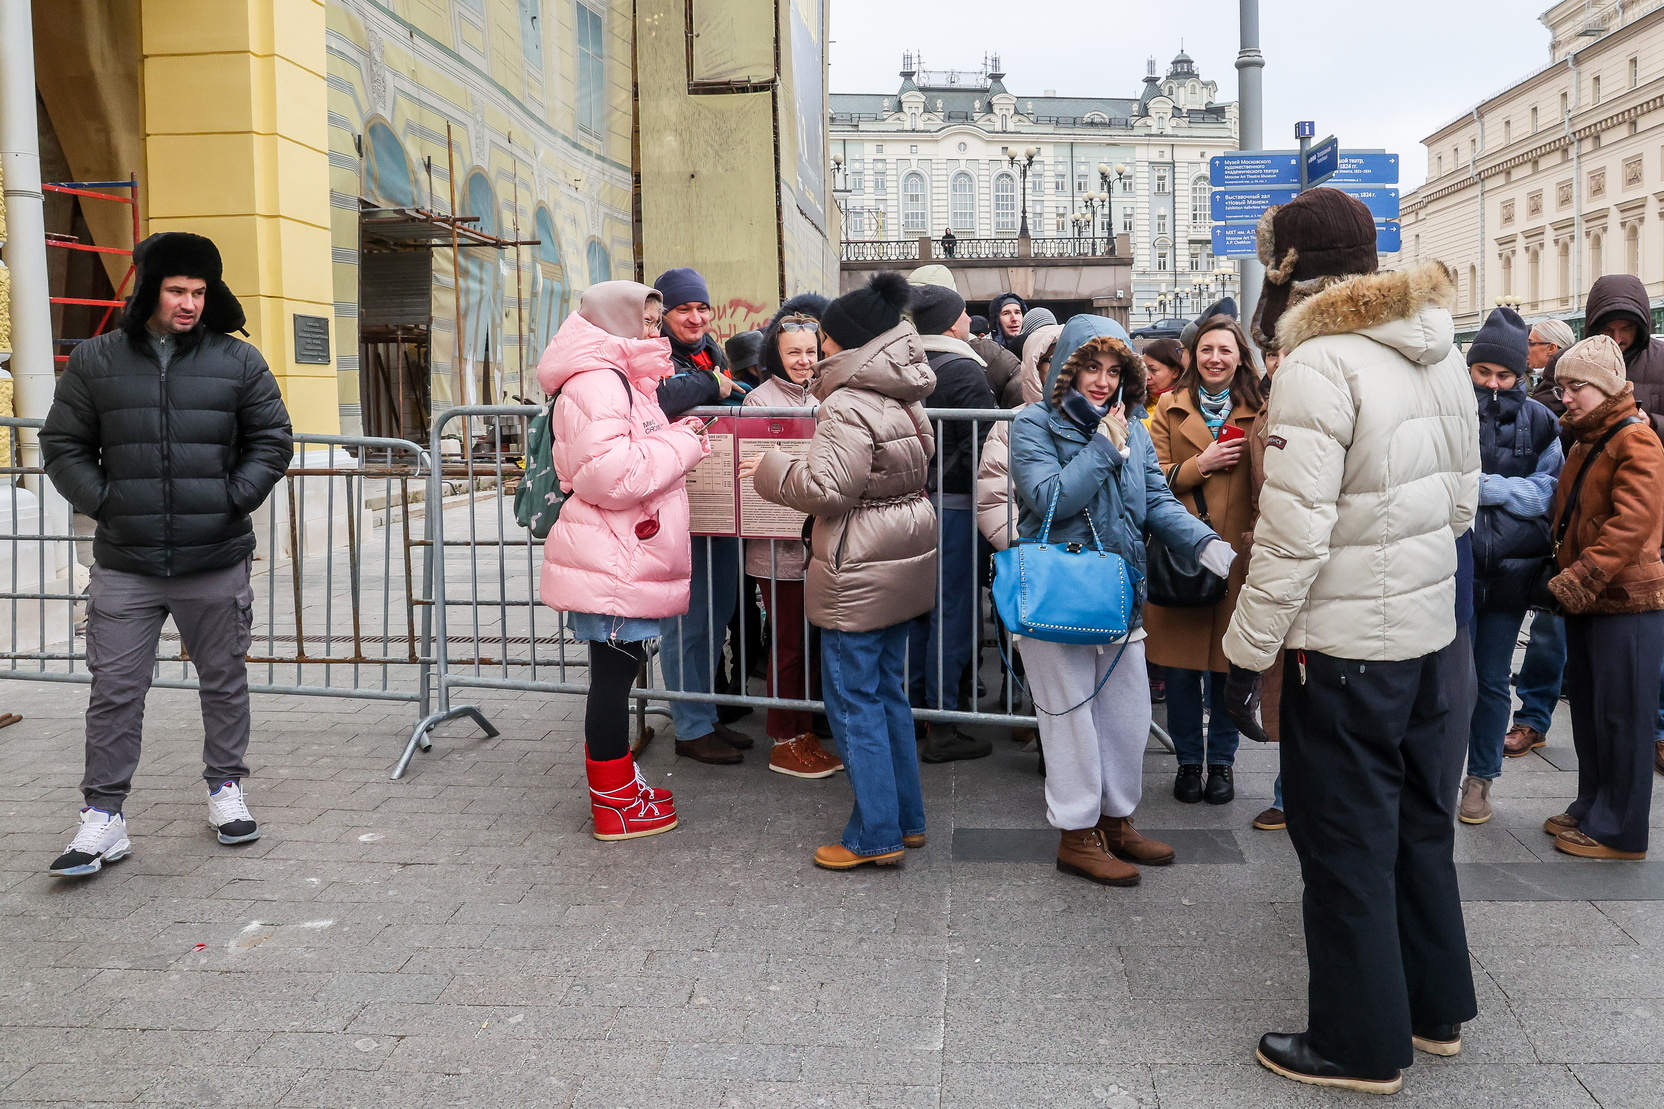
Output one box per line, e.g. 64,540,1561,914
536,311,709,620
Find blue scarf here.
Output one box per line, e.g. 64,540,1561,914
1199,385,1233,434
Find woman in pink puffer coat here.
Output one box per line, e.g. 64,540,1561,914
538,280,709,841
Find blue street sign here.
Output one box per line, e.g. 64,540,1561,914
1211,224,1259,257
1296,120,1316,139
1211,187,1297,222
1330,153,1399,184
1305,136,1339,187
1212,219,1402,257
1210,152,1300,188
1340,187,1400,220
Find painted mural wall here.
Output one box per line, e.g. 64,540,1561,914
325,0,636,427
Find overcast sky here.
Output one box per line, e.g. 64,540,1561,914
828,0,1553,189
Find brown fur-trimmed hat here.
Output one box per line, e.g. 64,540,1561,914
1252,187,1378,348
1050,334,1146,411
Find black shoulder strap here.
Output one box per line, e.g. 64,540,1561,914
1552,416,1643,550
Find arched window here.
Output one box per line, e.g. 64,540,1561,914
1468,264,1478,312
1626,223,1641,275
532,207,568,357
1557,241,1571,305
1590,232,1604,282
950,172,976,232
461,171,503,395
1528,247,1541,308
586,239,612,283
902,172,928,233
993,173,1016,232
1500,252,1512,297
1191,177,1210,225
364,119,417,207
1154,237,1171,271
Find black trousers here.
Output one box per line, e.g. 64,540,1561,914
1281,638,1478,1075
1564,610,1664,854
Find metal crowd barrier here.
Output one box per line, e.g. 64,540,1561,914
0,417,431,709
394,403,1157,780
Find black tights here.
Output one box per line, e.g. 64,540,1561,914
585,640,647,762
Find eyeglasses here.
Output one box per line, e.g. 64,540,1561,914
1528,340,1558,349
1553,380,1593,397
779,315,820,333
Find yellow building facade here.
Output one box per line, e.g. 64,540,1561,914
18,0,834,436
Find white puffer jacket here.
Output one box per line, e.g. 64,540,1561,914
1222,262,1480,672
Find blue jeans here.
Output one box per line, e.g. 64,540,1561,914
1272,772,1283,810
1512,609,1566,734
1656,654,1664,740
1166,667,1240,766
907,506,976,712
821,622,925,856
658,536,739,741
1468,608,1527,780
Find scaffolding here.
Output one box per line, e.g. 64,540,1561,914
43,176,139,364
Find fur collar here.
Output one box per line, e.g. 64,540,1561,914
1275,261,1456,354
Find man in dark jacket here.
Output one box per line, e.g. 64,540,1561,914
1586,274,1664,435
988,291,1029,355
40,232,293,877
908,283,998,762
651,267,751,764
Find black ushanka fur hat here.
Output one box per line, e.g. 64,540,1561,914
121,232,247,350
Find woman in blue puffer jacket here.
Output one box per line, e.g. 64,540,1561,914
1008,315,1233,886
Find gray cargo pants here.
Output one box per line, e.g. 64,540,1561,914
82,560,254,812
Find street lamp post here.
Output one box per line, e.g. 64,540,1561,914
1081,194,1100,252
1008,145,1039,237
1097,162,1127,255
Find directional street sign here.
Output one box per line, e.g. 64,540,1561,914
1331,153,1398,184
1304,136,1339,188
1212,187,1297,222
1338,187,1400,220
1210,152,1299,188
1212,220,1401,258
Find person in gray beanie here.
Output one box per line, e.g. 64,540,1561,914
1457,305,1562,827
907,284,998,762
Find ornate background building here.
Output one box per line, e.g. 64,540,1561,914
830,52,1239,320
1399,0,1664,337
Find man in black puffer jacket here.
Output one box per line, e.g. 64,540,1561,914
908,283,997,762
41,232,293,878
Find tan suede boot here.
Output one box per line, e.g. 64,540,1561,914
1056,829,1140,886
1095,815,1176,866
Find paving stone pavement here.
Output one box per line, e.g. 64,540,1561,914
1,678,1661,1108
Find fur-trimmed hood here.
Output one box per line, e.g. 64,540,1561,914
759,292,831,381
1043,314,1145,412
1274,261,1457,367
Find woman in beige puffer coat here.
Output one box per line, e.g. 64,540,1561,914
744,273,937,871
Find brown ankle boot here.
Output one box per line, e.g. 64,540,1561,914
1055,829,1140,886
1095,814,1175,866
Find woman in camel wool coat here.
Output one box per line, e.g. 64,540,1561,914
1146,315,1265,805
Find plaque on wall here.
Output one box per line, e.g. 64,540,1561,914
293,314,332,364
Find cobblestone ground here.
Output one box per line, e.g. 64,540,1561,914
0,678,1661,1108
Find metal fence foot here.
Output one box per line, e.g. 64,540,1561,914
1149,721,1176,756
391,704,500,779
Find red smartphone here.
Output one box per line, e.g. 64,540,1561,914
1215,424,1246,471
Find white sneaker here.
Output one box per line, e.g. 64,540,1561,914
49,807,132,877
207,780,261,844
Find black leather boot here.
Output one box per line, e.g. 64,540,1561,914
1255,1032,1402,1094
1204,764,1235,805
1173,764,1204,803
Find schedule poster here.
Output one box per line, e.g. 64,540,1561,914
686,415,818,538
685,417,738,536
736,416,818,538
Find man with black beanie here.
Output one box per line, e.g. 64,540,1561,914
41,232,294,876
907,285,997,762
1222,189,1481,1092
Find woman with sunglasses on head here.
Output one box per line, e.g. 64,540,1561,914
1539,335,1664,860
1008,315,1232,886
743,296,845,779
1145,315,1267,807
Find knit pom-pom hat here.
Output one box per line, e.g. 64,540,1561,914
822,272,911,351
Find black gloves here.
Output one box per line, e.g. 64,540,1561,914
1224,664,1270,744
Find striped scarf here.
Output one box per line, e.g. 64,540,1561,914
1199,385,1233,434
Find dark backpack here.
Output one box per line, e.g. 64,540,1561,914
513,369,631,540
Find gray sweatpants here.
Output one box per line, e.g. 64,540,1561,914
82,561,254,812
1018,637,1151,830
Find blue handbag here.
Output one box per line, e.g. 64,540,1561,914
993,486,1139,645
992,485,1141,716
